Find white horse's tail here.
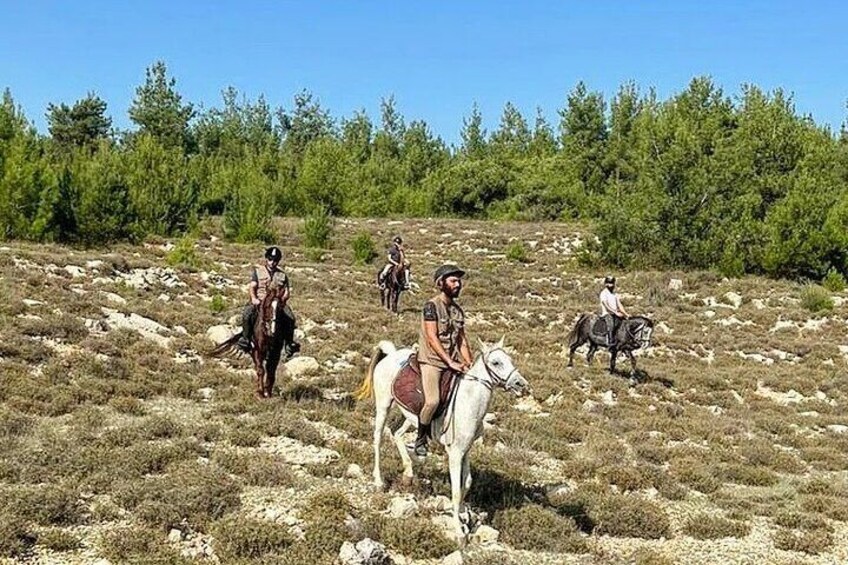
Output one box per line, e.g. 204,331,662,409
354,340,397,401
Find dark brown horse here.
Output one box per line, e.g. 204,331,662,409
567,314,654,375
378,262,411,314
210,274,289,398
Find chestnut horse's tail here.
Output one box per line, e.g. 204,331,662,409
209,332,243,358
567,313,592,348
355,340,396,401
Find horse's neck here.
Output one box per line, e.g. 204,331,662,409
453,358,495,419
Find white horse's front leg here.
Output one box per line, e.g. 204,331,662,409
448,450,467,541
461,455,472,499
372,406,388,488
393,418,415,485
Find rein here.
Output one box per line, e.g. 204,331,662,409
459,348,518,392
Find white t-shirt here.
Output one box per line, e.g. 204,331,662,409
599,288,622,316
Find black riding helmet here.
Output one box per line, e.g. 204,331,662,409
393,236,403,244
434,264,466,283
604,275,616,286
265,246,283,262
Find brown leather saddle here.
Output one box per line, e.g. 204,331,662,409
392,353,456,419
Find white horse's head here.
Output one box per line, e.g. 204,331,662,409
477,336,528,396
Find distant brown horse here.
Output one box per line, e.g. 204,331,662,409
378,262,411,314
210,273,290,398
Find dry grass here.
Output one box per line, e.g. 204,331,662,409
2,217,848,563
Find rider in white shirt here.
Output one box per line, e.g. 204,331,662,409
599,276,629,349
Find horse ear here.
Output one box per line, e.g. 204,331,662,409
477,337,489,352
497,335,505,349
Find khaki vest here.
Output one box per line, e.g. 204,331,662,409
418,294,465,369
255,264,287,301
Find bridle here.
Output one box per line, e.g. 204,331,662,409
624,318,653,349
462,347,524,393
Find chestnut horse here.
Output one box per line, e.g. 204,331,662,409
378,262,411,314
210,273,289,398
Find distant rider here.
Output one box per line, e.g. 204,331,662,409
599,275,629,349
378,236,408,290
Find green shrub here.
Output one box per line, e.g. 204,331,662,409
351,231,378,265
114,462,241,530
36,528,81,552
774,511,832,532
682,514,751,539
209,293,226,313
0,511,34,558
302,207,334,250
372,515,456,559
166,236,201,271
800,284,834,313
772,527,833,555
591,494,671,539
822,268,846,292
505,241,530,263
493,504,588,552
3,484,84,526
212,517,293,560
100,526,188,563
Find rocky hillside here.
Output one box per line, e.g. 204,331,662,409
1,217,847,564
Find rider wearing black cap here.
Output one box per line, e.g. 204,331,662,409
237,246,300,358
599,275,629,349
414,264,473,456
378,236,408,290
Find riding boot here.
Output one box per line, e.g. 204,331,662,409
414,422,431,457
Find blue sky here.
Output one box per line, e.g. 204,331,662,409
2,1,847,145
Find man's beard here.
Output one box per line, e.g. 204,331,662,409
447,286,462,298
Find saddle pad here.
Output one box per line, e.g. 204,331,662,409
392,353,455,418
592,318,608,335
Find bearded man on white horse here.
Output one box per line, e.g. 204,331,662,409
414,264,473,457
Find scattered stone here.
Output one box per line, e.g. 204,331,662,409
387,495,418,518
668,278,683,291
442,551,464,565
168,528,182,543
206,324,237,345
86,259,104,269
657,321,673,334
826,424,848,434
600,390,616,406
102,291,127,305
345,463,364,479
285,356,320,378
723,291,743,308
22,299,44,307
339,538,394,565
197,387,215,401
101,308,172,347
64,265,86,278
470,524,499,545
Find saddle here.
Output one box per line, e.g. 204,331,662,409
592,318,609,336
392,354,456,419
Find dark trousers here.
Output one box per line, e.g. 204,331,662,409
605,314,623,347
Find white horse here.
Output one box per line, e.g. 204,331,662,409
355,337,528,540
